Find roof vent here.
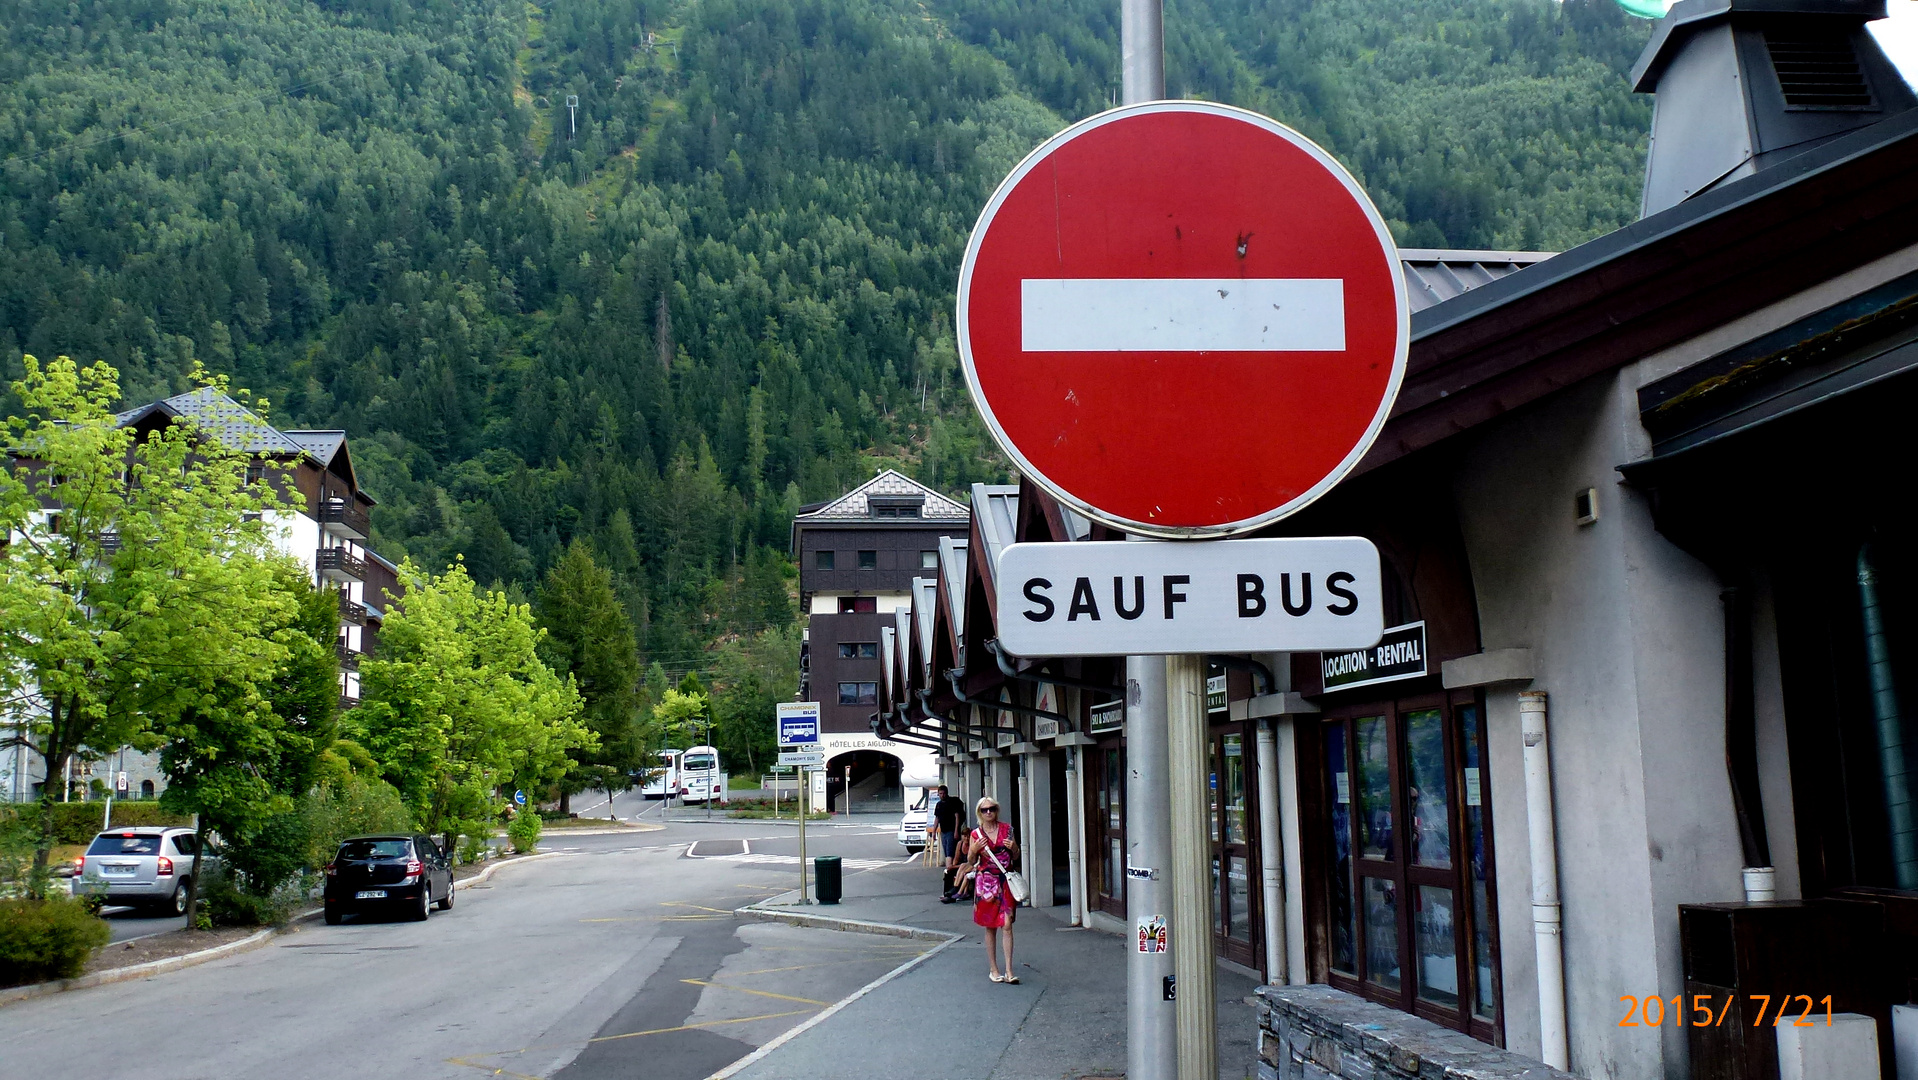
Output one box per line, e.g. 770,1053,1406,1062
1765,30,1874,109
1632,0,1915,217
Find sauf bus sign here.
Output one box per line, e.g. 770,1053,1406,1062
956,97,1409,1080
996,536,1383,656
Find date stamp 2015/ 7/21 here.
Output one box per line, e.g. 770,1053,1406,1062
1619,995,1837,1028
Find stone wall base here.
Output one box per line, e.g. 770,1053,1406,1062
1258,984,1582,1080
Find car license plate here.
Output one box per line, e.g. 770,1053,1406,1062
104,864,136,875
354,890,386,899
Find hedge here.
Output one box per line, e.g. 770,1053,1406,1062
0,897,110,986
2,802,191,846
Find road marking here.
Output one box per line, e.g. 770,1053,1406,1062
447,1011,818,1076
660,901,737,915
680,978,830,1007
1021,277,1347,352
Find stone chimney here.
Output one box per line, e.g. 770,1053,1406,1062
1632,0,1916,217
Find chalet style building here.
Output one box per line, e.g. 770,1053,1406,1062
2,388,399,802
791,469,969,811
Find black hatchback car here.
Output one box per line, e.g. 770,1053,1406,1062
322,834,454,924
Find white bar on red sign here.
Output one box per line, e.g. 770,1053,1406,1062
1019,278,1346,353
994,537,1383,657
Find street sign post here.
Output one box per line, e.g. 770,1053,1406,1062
956,100,1409,539
956,94,1407,1080
776,702,823,902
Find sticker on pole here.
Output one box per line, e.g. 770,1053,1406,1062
956,101,1409,537
1137,914,1168,954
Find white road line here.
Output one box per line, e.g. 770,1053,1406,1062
1021,277,1346,352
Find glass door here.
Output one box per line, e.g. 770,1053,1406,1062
1315,692,1501,1042
1091,743,1126,917
1210,727,1258,967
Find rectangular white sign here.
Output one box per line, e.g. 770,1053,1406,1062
778,751,825,767
995,537,1383,657
1021,278,1345,352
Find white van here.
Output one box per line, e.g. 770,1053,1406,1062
898,787,928,852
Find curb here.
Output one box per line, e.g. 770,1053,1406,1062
708,904,962,1080
733,898,958,942
1,852,567,1009
534,822,666,836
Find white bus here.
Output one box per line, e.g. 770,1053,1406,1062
638,749,682,799
676,745,727,804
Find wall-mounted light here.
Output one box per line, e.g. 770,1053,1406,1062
1574,487,1599,526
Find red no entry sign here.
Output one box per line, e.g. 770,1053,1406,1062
957,102,1408,537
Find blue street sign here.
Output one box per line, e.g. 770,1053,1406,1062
513,790,526,806
776,702,821,747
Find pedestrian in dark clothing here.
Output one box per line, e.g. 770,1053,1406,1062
933,785,966,901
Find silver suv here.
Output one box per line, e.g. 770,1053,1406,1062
75,828,207,914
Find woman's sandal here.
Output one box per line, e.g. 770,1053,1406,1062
989,972,1005,983
1003,974,1021,985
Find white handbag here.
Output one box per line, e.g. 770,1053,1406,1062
975,828,1030,905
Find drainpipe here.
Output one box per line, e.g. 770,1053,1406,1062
1859,544,1918,890
1521,690,1569,1071
1066,738,1087,926
1255,717,1286,984
1720,582,1776,901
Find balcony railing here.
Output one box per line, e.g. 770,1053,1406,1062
315,546,366,582
337,645,360,673
338,595,367,626
340,694,361,711
317,497,369,540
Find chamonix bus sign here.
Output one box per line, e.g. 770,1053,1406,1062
959,101,1407,655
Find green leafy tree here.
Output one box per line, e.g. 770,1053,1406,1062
354,559,592,851
155,568,342,920
535,541,642,814
0,357,297,884
711,625,802,776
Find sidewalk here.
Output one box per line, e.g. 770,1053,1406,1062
727,857,1261,1080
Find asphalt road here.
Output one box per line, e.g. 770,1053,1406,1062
4,814,920,1080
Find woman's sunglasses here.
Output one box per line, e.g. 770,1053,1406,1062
980,806,999,813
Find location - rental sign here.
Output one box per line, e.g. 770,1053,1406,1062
957,101,1409,538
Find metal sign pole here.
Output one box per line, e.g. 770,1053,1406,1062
1119,0,1173,1073
1167,654,1218,1080
799,766,809,904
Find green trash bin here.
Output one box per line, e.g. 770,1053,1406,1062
814,855,842,905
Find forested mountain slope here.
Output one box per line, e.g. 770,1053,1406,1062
0,0,1652,676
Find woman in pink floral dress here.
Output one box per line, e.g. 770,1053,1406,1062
964,798,1020,983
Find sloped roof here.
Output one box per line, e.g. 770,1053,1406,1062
117,387,308,457
938,536,969,640
284,430,346,466
794,469,969,522
1399,249,1555,314
971,484,1019,589
912,575,938,679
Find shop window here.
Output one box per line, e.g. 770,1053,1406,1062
1314,693,1500,1041
838,682,877,705
815,550,835,570
858,550,878,570
838,642,879,659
